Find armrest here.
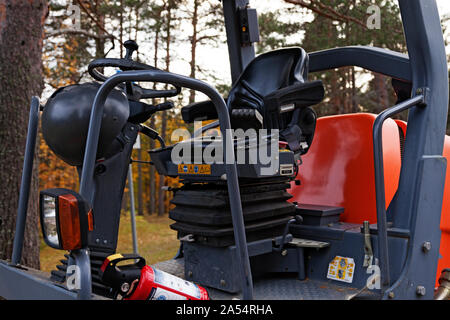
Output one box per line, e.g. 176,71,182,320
264,80,325,113
181,100,220,123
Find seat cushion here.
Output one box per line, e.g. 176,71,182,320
288,113,402,224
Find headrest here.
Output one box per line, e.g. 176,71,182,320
227,47,310,116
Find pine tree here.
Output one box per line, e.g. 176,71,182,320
285,0,405,116
158,0,176,216
0,0,48,268
256,8,304,54
179,0,224,103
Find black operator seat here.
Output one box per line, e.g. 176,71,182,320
181,47,325,155
149,48,325,178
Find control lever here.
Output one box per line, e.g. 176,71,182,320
128,100,174,124
124,40,139,60
274,215,303,253
123,40,138,96
154,101,174,112
122,40,181,100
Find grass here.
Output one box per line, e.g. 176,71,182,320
40,214,180,272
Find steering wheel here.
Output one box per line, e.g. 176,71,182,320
88,40,181,99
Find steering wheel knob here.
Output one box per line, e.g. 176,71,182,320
124,40,139,60
87,39,181,99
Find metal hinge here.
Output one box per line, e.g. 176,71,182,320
415,87,430,108
363,221,375,267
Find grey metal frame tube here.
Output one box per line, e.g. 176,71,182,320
128,164,139,255
222,0,256,84
78,70,254,299
382,0,449,299
306,0,448,299
71,248,92,299
11,97,40,265
372,94,425,291
0,260,78,300
309,46,412,82
393,0,449,228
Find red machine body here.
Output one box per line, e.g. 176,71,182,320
288,113,450,287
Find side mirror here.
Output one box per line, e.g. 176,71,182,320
39,188,94,250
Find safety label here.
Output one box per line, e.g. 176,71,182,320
327,256,355,283
149,287,188,300
178,164,211,175
153,268,201,299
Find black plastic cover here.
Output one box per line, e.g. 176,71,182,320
181,100,219,123
42,82,129,166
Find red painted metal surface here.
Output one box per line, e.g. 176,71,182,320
288,113,402,224
288,113,450,286
438,136,450,281
395,121,450,286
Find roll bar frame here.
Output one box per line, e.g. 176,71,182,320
7,0,448,300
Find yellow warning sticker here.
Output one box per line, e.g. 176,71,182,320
327,256,355,283
178,164,211,175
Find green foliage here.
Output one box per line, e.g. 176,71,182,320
283,0,407,117
256,8,304,54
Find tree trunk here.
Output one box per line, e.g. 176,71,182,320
189,0,199,104
148,19,161,215
157,117,166,216
374,72,389,114
0,0,47,269
148,116,156,215
132,2,143,216
136,148,143,216
158,2,172,216
94,0,105,59
119,0,124,57
134,3,140,60
351,67,358,113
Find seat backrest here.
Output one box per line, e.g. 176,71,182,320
288,113,402,224
226,47,324,155
227,48,309,129
228,47,308,102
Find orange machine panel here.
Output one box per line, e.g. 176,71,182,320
439,136,450,264
288,113,402,224
430,134,450,285
394,126,450,235
395,120,450,286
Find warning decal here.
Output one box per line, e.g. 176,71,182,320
178,164,211,175
327,256,355,283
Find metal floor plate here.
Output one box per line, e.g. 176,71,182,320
152,259,363,300
0,260,108,300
